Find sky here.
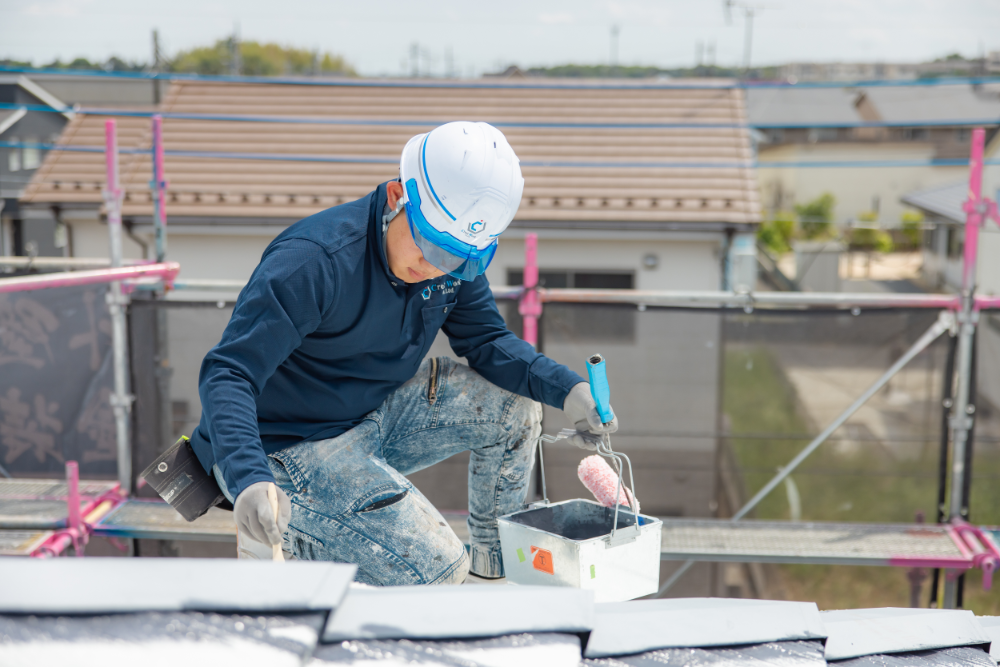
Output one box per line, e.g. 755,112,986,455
0,0,999,77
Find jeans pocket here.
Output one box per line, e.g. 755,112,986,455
268,450,305,494
354,486,409,513
357,490,408,513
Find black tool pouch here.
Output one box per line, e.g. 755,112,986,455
140,436,233,521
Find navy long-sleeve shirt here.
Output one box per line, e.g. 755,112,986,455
190,183,585,500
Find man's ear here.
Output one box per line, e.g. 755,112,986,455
387,180,404,209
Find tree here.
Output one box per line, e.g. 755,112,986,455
757,210,795,254
900,210,924,249
169,40,355,77
795,193,835,239
38,56,144,72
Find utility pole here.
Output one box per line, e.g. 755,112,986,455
230,23,242,76
743,7,755,75
410,42,419,78
151,30,162,105
610,25,620,73
724,1,769,79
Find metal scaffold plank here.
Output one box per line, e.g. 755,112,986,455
0,530,54,556
0,498,89,529
0,478,118,499
93,499,237,542
0,478,121,530
659,519,970,567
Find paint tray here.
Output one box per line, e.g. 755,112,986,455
498,435,662,602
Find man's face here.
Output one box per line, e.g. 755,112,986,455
385,180,446,284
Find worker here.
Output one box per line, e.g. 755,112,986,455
190,121,619,584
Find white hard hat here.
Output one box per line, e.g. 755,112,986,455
397,121,524,281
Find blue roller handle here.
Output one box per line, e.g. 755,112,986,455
586,353,615,425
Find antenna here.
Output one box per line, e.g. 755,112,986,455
723,1,778,77
230,22,241,76
610,25,620,69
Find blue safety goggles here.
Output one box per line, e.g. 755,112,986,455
404,178,497,282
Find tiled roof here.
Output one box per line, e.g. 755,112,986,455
21,79,761,226
747,83,1000,127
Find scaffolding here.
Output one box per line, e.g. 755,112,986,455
0,113,998,611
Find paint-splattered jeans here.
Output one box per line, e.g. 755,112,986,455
261,357,541,585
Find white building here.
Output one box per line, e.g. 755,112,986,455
748,83,1000,230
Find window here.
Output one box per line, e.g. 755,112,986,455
504,269,636,344
506,269,634,290
7,147,20,172
22,137,40,170
903,128,928,141
947,226,964,259
807,128,839,143
956,128,971,143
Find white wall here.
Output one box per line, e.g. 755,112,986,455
71,217,726,293
66,216,147,262
757,142,973,227
978,227,1000,296
487,230,723,291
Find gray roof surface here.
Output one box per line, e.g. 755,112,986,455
900,180,968,223
821,608,991,661
585,598,826,659
0,559,356,614
323,585,594,642
585,640,828,667
0,108,23,134
748,83,1000,127
835,646,995,667
313,633,584,666
980,617,1000,663
0,560,997,666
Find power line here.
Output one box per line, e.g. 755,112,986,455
4,101,999,131
3,64,1000,90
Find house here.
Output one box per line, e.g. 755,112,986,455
748,82,1000,229
20,77,761,292
901,178,1000,295
1,71,169,260
19,77,763,595
0,75,73,257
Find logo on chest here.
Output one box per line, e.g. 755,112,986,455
421,278,462,301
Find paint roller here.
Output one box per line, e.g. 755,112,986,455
577,455,635,508
577,354,636,509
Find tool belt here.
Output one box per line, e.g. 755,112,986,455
140,436,233,521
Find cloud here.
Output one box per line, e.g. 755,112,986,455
848,26,890,44
538,13,576,24
22,0,93,17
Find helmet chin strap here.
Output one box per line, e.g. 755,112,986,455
382,194,407,263
382,197,405,230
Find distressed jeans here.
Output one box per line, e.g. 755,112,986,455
233,357,541,585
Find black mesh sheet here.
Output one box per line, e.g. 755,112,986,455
0,284,116,476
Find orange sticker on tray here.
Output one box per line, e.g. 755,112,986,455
530,546,554,575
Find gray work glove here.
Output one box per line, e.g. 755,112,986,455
234,481,291,545
561,382,620,451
